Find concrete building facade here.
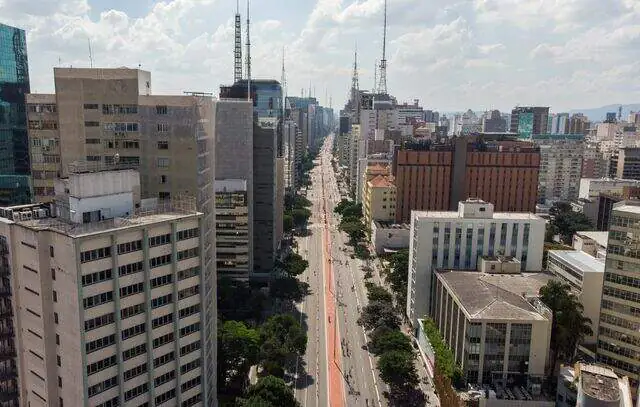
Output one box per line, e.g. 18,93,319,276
510,106,550,139
1,169,205,407
533,134,585,204
26,68,219,405
547,250,604,343
432,270,552,386
407,199,545,325
596,202,640,392
394,137,540,223
363,174,396,229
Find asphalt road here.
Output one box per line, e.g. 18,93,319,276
294,135,388,407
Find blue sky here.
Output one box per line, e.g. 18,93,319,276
2,0,640,112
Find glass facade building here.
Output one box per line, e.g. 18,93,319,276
0,23,31,205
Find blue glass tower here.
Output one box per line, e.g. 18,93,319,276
0,23,31,205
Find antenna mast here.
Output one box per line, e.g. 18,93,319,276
234,0,242,83
281,47,286,118
88,38,94,68
373,60,377,94
351,44,361,124
246,0,251,101
377,0,388,94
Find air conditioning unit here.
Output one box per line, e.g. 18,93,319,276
38,209,49,218
114,131,126,137
42,145,51,151
20,212,32,221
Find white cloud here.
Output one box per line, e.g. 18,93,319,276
1,0,638,111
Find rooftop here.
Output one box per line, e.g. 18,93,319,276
374,221,410,230
575,231,609,248
436,270,554,321
368,174,395,188
413,210,541,221
0,201,200,238
613,201,640,215
580,364,620,402
548,250,605,274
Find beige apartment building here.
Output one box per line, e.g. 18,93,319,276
363,173,396,230
1,169,205,407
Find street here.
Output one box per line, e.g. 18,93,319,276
294,135,387,407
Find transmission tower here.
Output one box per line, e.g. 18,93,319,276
234,0,242,83
377,0,388,95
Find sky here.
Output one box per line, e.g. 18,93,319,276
1,0,639,112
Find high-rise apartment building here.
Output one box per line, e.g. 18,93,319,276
533,134,585,204
510,106,550,139
407,199,545,324
393,136,540,222
569,113,590,136
214,101,253,280
1,169,205,407
220,80,282,275
610,147,640,180
0,23,31,206
26,68,219,405
549,113,570,135
597,201,640,392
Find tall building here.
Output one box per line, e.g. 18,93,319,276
0,169,205,407
569,113,590,135
610,147,640,180
596,201,640,391
0,23,31,206
407,199,545,324
549,113,570,135
363,171,396,229
481,110,507,133
393,135,540,223
510,106,550,139
533,134,585,204
25,68,219,405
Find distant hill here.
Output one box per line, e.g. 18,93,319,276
569,104,640,122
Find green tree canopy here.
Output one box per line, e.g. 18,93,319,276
377,350,420,389
548,202,594,243
365,283,394,304
218,277,265,323
291,208,312,227
357,300,401,331
218,321,260,395
258,314,307,377
238,375,301,407
283,252,309,276
283,214,294,232
384,249,409,307
539,280,593,377
339,220,365,243
369,329,414,356
270,277,311,303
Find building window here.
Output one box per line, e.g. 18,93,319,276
80,246,112,263
49,246,54,257
53,290,58,302
84,104,99,110
157,157,170,168
51,268,56,280
156,105,168,115
159,191,171,200
157,141,169,149
157,123,169,132
84,121,100,127
159,175,168,184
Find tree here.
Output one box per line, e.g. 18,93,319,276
334,199,352,215
270,277,311,302
365,283,394,304
548,202,594,243
357,300,401,331
218,321,260,395
339,220,365,243
259,314,307,377
385,249,409,307
341,202,363,219
539,280,593,377
238,375,301,407
377,350,419,389
291,208,311,227
218,277,265,323
369,329,414,356
283,214,294,232
283,252,309,277
293,196,312,209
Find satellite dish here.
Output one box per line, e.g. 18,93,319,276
114,153,120,164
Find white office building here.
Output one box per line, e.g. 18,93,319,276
407,199,545,324
0,169,204,407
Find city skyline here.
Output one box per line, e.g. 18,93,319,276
1,0,639,112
